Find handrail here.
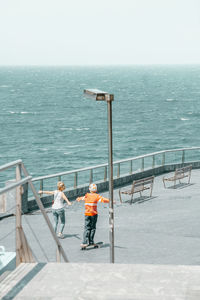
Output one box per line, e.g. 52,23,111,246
32,147,200,182
0,160,69,263
0,176,32,194
0,159,22,172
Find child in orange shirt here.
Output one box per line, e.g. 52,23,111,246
76,183,109,247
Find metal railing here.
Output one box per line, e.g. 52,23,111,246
31,147,200,195
0,160,69,264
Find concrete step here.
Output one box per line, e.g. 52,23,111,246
0,271,10,283
0,263,37,299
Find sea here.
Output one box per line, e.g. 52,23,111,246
1,65,200,184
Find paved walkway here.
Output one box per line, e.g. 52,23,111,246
1,170,200,264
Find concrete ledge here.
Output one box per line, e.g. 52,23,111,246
2,263,200,299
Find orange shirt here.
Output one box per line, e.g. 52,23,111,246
77,193,109,216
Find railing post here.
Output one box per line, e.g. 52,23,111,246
152,155,155,169
74,172,78,188
58,176,61,181
117,163,120,178
104,166,107,181
56,246,61,262
40,179,43,197
130,161,133,175
182,150,185,163
162,152,165,166
141,158,144,171
90,169,93,184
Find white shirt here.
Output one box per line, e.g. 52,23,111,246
52,190,65,209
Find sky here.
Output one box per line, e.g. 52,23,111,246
0,0,200,65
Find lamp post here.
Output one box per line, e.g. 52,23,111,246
83,89,114,263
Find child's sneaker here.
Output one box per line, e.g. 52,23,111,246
58,232,64,239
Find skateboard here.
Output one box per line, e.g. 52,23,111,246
81,242,103,250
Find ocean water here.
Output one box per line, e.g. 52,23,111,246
1,65,200,182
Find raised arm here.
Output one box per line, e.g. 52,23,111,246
62,192,72,205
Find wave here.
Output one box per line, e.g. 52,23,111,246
66,145,81,148
180,118,189,121
76,128,89,131
0,85,10,88
60,127,73,131
8,111,33,114
166,98,174,102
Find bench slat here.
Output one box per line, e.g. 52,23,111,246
163,165,192,188
119,176,154,203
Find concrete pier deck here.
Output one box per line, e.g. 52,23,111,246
1,170,200,299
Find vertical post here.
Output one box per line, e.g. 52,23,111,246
107,96,114,263
152,155,155,169
16,164,22,267
56,246,61,262
40,179,43,197
90,169,93,184
182,150,185,164
117,163,120,178
130,160,133,175
74,172,78,188
162,152,165,166
141,158,144,171
58,175,61,181
104,166,107,182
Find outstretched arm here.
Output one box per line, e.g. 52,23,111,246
99,196,109,203
38,190,54,195
62,192,72,205
76,196,85,202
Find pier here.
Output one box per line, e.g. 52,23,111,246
1,167,200,298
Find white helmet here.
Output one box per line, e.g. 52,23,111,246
89,183,97,192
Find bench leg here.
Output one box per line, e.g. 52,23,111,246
174,180,176,188
163,178,166,188
188,172,191,184
150,183,153,197
130,194,134,204
119,190,122,204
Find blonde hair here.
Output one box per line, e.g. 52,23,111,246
57,181,66,191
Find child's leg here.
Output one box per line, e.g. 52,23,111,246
89,214,98,244
52,210,59,233
58,209,65,233
82,216,92,244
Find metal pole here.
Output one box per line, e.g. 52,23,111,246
16,164,22,266
107,96,114,263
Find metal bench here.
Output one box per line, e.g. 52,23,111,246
119,176,154,204
163,165,192,188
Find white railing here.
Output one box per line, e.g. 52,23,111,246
31,147,200,194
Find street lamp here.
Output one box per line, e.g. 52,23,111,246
83,89,115,263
